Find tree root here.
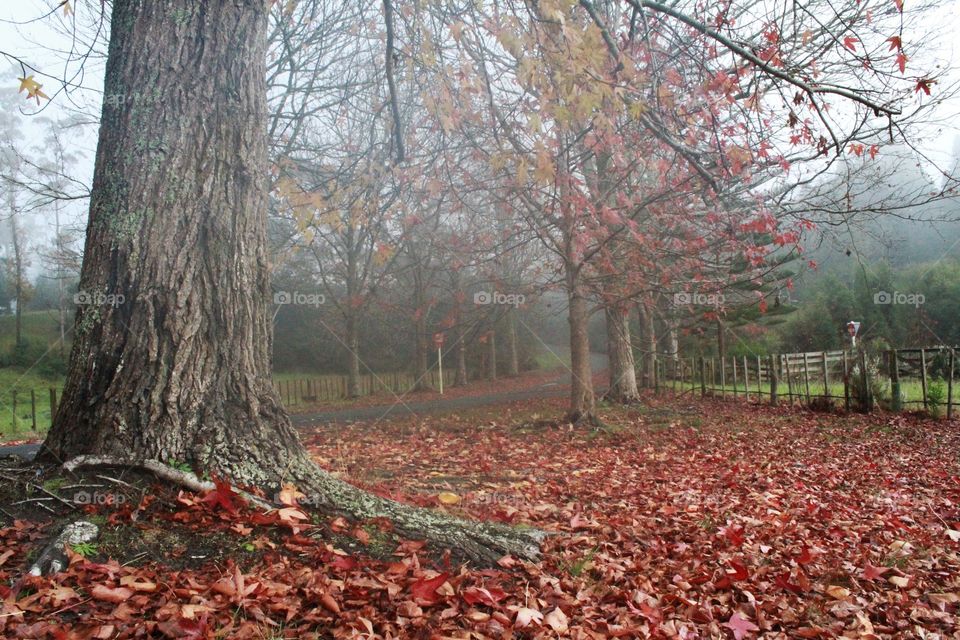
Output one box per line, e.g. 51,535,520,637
63,454,549,566
29,521,99,576
63,456,274,510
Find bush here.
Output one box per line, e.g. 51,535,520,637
927,379,947,418
0,339,67,377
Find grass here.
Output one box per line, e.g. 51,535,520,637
665,375,953,410
0,311,68,354
0,367,64,440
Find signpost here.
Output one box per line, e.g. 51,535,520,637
846,321,861,349
434,333,445,394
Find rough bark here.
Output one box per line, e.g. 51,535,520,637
39,0,541,565
605,305,639,402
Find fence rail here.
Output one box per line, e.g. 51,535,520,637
658,346,956,418
3,369,458,435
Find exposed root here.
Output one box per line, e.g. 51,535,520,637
29,521,99,576
285,456,549,565
63,456,274,510
62,454,548,566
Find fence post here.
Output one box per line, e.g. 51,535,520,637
889,350,902,412
821,352,830,399
732,357,739,398
948,348,955,420
920,348,928,412
784,355,793,404
742,355,750,402
30,390,37,431
843,351,851,412
699,357,706,397
769,354,778,405
720,358,726,398
859,350,873,412
756,355,762,398
802,353,811,403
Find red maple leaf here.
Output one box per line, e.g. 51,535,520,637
462,585,508,607
843,36,858,51
862,562,890,581
203,477,240,515
915,78,936,95
410,572,450,605
896,52,908,73
722,525,745,546
728,561,750,581
775,571,804,594
723,612,760,639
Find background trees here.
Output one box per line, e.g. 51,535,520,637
2,0,958,415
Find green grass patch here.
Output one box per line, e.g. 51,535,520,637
0,366,64,441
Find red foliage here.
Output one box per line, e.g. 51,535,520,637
2,399,959,637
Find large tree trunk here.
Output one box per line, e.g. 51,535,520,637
605,304,638,402
39,0,540,564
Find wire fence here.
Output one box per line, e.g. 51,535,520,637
2,369,459,436
656,346,956,417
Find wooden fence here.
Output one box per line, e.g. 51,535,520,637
658,346,956,418
4,369,457,434
271,369,456,407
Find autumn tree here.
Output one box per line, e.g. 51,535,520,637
36,0,543,563
419,0,950,422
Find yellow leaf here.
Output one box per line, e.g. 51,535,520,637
516,160,528,185
18,75,50,103
119,575,158,592
277,484,305,507
529,113,542,132
62,1,73,17
826,585,850,599
438,492,460,505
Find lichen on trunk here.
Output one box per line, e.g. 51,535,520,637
38,0,543,566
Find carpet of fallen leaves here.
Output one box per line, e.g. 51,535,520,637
2,397,960,639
